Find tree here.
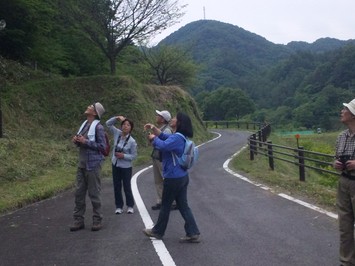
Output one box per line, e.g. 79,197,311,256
197,87,256,120
141,44,198,86
67,0,186,75
0,0,55,62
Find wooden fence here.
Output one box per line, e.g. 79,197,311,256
204,120,338,181
248,124,338,181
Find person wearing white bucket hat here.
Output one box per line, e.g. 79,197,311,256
70,102,106,232
334,98,355,265
343,99,355,116
150,110,173,210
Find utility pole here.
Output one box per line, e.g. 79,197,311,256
0,19,6,138
203,6,206,20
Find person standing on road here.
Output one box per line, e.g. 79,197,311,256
150,110,173,211
142,112,200,243
70,102,106,232
106,115,137,215
334,98,355,266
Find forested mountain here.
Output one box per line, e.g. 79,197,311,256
160,20,292,94
160,20,354,95
287,38,355,53
159,20,355,130
1,1,355,132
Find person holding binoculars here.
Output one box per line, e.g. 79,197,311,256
334,99,355,266
106,115,137,215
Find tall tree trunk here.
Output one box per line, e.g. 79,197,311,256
109,56,116,75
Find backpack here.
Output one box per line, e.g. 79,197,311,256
172,132,199,170
96,124,110,157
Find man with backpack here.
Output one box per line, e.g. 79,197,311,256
150,110,173,210
70,102,106,232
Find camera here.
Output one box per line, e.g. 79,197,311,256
115,147,123,153
339,155,352,164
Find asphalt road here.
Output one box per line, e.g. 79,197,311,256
0,129,339,266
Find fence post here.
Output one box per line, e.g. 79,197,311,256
0,108,2,138
298,146,305,181
261,126,267,142
226,121,229,128
258,130,263,148
267,141,274,170
215,122,217,128
249,134,256,160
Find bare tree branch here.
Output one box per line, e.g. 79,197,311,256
69,0,186,74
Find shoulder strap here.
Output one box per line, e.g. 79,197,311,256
116,134,131,148
171,132,186,167
94,122,103,141
175,132,186,141
161,124,168,132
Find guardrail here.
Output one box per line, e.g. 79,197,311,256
248,124,338,181
204,120,262,130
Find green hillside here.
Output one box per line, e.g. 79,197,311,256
0,59,210,213
160,20,355,130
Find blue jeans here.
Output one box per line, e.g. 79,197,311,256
153,175,200,237
112,165,134,208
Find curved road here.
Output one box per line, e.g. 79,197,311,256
0,129,339,266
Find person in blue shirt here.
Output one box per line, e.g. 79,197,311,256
142,112,200,243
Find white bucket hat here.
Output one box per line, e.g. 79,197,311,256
155,110,171,122
343,99,355,115
93,102,105,119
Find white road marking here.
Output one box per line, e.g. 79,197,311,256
132,166,176,266
223,143,338,220
132,130,337,266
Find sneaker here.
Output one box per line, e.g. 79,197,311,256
91,222,102,231
179,235,200,243
115,208,123,214
143,228,162,239
69,222,85,232
127,207,134,214
151,203,161,210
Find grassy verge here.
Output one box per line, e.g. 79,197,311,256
0,135,153,214
230,132,339,213
0,166,75,212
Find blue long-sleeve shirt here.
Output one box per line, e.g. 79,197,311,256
153,132,187,178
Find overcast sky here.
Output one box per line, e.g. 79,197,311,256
149,0,355,45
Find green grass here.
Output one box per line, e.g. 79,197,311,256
0,167,75,212
0,136,153,214
231,132,339,213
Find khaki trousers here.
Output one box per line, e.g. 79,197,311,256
73,166,102,223
337,176,355,266
153,158,164,204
